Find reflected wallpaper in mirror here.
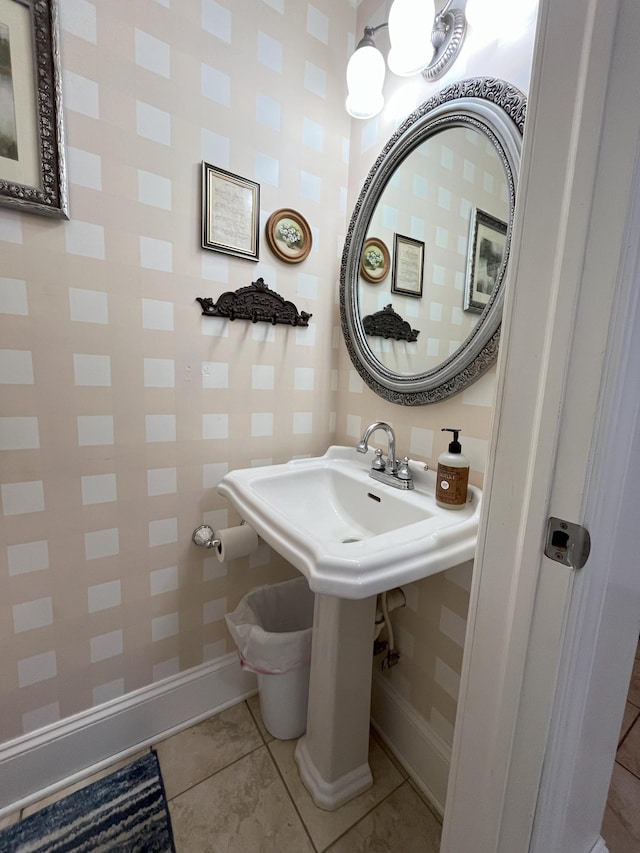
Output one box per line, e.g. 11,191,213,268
359,126,509,376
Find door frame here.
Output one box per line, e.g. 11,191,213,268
441,0,640,850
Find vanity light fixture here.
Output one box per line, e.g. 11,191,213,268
345,0,467,119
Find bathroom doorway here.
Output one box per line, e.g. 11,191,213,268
441,0,640,850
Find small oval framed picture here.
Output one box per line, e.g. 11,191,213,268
265,208,312,264
360,237,390,283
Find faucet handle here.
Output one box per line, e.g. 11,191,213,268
371,448,386,471
396,457,413,481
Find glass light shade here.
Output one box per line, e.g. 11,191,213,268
387,0,436,77
346,44,385,119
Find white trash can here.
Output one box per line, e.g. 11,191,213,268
225,576,315,740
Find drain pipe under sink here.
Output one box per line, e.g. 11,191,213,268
374,587,405,667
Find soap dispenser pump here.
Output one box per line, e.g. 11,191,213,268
436,428,470,510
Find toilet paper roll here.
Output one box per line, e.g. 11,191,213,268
215,524,259,562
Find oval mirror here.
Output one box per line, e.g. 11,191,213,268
340,78,526,404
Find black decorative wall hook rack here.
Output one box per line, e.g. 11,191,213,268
196,278,312,327
363,304,420,342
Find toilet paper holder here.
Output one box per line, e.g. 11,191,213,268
192,521,259,565
191,524,220,549
192,521,249,550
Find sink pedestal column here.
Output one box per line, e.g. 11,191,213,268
294,593,377,811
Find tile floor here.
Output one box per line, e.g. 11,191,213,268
0,694,442,853
601,640,640,852
4,645,637,852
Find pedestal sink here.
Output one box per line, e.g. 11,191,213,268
218,446,482,810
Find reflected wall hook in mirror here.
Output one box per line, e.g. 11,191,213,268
363,304,419,342
196,278,312,327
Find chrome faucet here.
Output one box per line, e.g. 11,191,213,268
357,421,397,472
357,421,413,489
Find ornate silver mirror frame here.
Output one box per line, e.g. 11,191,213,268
340,78,526,405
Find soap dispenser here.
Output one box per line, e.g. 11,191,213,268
436,428,470,510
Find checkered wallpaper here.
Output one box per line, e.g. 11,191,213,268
0,0,353,741
0,0,537,751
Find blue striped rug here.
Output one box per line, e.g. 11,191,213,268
0,751,175,852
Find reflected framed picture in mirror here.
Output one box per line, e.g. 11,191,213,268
360,237,390,283
465,208,508,313
391,234,424,298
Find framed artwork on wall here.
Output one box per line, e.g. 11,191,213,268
265,208,312,264
391,233,425,297
464,208,508,313
0,0,68,218
360,237,390,283
201,162,260,261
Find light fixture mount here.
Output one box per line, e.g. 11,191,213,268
346,2,467,119
358,23,388,49
422,6,466,81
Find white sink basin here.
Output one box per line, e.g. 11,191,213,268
218,446,481,599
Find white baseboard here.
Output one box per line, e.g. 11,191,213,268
2,658,452,819
590,838,609,853
370,671,451,816
0,653,256,816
